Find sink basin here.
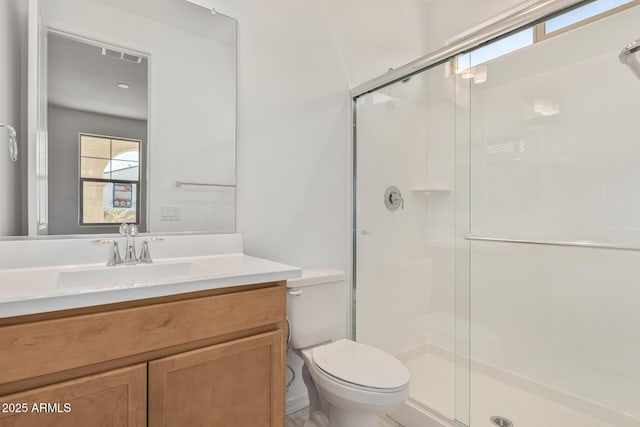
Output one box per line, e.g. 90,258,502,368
57,262,212,290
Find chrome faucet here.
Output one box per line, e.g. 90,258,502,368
93,223,163,266
120,223,139,263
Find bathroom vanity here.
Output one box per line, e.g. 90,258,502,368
0,235,299,427
0,1,295,424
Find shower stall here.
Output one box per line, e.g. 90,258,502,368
351,1,640,426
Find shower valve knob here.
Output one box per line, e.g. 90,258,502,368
384,186,404,211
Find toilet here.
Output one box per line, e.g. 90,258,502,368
287,269,410,427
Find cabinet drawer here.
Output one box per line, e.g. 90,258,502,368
0,364,146,427
0,285,284,386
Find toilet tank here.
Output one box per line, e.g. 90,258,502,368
287,269,347,350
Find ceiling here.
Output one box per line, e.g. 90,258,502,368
48,33,149,120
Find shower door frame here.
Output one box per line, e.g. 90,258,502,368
349,0,592,425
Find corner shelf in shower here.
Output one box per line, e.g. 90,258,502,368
411,187,451,193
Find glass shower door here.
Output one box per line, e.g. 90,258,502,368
460,3,640,426
354,61,466,424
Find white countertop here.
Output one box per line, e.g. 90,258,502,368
0,253,301,318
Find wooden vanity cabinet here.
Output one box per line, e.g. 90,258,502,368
0,364,147,427
0,282,286,427
149,330,284,427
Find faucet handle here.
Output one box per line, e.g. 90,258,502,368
139,238,164,264
93,239,122,266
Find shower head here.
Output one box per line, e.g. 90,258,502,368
619,39,640,78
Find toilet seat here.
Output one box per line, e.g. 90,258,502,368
311,339,410,392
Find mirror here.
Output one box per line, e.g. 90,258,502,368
48,33,149,235
2,0,236,238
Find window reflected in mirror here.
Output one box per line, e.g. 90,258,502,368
79,134,141,226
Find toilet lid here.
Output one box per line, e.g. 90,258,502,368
312,339,410,390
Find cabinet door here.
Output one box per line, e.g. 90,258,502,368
0,364,146,427
149,330,285,427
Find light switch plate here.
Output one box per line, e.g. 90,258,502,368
160,206,181,221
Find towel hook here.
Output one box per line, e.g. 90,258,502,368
0,123,18,162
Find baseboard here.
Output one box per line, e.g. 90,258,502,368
286,392,309,415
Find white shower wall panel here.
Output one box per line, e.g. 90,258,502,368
469,5,640,245
470,242,640,420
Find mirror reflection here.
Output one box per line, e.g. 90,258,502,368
48,33,149,234
1,0,237,238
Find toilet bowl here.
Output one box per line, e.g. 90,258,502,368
298,339,410,427
287,269,410,427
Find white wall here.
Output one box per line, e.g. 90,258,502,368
40,0,236,233
0,0,27,236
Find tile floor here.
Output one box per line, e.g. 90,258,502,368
286,407,403,427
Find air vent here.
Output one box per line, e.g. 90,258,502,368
102,48,121,59
101,47,143,64
122,53,142,63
